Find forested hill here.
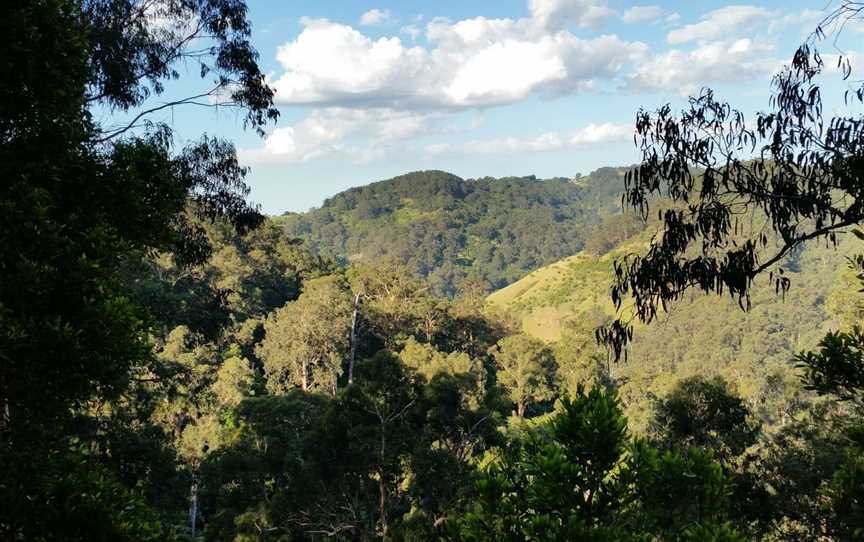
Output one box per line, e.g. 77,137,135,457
276,168,628,296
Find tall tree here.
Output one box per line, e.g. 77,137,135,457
0,0,276,538
490,334,557,418
257,275,354,394
651,376,759,464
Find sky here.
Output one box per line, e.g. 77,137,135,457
135,0,859,214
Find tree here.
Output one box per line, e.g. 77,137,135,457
490,334,557,418
0,0,276,538
793,312,864,539
400,338,483,383
449,386,743,541
599,4,864,359
584,212,646,256
257,275,354,394
652,376,759,463
82,0,278,140
333,352,425,539
554,309,611,395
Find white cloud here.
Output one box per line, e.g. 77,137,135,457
400,24,421,40
667,5,772,44
270,17,647,110
528,0,616,30
627,39,778,95
359,8,391,26
622,5,663,24
248,1,801,166
425,122,631,156
241,108,444,163
272,19,429,107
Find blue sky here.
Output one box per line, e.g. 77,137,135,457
137,0,857,214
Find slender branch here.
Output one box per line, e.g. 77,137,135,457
753,218,859,275
95,86,222,142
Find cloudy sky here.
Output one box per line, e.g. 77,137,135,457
151,0,850,214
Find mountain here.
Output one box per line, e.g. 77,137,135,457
276,168,629,297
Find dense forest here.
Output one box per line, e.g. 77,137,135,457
3,1,864,542
278,168,627,296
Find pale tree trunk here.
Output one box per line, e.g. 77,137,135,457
0,376,8,432
301,360,309,392
378,472,388,539
0,397,8,432
378,421,388,539
189,472,199,537
348,293,362,385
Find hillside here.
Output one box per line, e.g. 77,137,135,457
488,229,862,429
276,168,628,296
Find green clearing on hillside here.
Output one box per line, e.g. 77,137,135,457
487,231,862,430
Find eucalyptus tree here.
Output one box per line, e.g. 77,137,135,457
599,4,864,360
0,0,276,538
490,334,558,418
258,275,354,394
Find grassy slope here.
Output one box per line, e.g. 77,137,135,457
488,236,649,341
487,231,861,430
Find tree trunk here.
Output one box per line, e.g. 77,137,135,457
0,396,8,432
517,399,526,418
301,360,309,392
378,414,388,538
378,470,388,539
189,477,199,537
348,293,362,385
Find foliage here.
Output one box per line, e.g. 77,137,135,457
488,230,849,432
281,168,629,297
797,326,864,404
449,386,742,541
490,334,558,418
584,211,647,256
0,0,277,538
0,443,167,542
599,7,864,358
257,275,354,394
652,376,759,462
8,2,864,540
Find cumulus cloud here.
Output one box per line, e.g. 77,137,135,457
528,0,616,30
622,5,663,24
246,1,811,166
270,16,647,110
667,5,772,44
425,122,631,156
272,19,429,107
400,24,421,40
241,108,445,163
359,8,391,26
627,38,778,95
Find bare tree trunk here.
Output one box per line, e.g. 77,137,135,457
517,399,526,418
0,396,8,432
301,360,309,392
377,411,389,539
378,471,388,539
189,475,199,537
348,293,362,385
